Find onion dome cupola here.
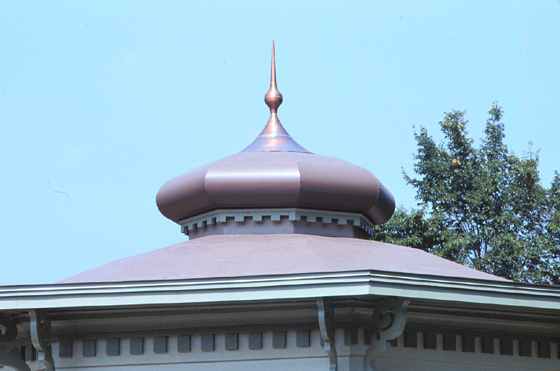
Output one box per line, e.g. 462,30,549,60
156,41,395,239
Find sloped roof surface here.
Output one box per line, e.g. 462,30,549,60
60,234,507,283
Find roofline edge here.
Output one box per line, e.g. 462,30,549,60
1,270,559,311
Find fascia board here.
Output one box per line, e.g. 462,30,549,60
365,273,560,310
0,270,559,311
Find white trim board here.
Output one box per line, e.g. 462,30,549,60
1,270,559,311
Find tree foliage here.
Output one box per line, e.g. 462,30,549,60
373,103,560,284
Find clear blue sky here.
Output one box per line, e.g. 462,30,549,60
1,1,559,285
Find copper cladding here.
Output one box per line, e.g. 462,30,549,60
156,151,395,226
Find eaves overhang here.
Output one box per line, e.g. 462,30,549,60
1,271,559,312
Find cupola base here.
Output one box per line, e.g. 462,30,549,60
180,208,374,240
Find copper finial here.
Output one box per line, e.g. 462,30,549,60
264,40,283,113
241,40,310,153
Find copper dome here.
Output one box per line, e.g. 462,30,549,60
156,42,395,231
157,151,394,225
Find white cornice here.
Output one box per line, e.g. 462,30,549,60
179,208,374,235
0,270,559,311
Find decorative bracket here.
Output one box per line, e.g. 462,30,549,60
29,310,55,371
0,313,31,371
363,297,410,371
317,298,337,371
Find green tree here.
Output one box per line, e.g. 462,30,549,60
373,103,560,284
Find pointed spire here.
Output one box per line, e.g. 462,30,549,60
264,40,283,113
271,39,277,83
241,40,310,153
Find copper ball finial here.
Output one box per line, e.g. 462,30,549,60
264,40,283,113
